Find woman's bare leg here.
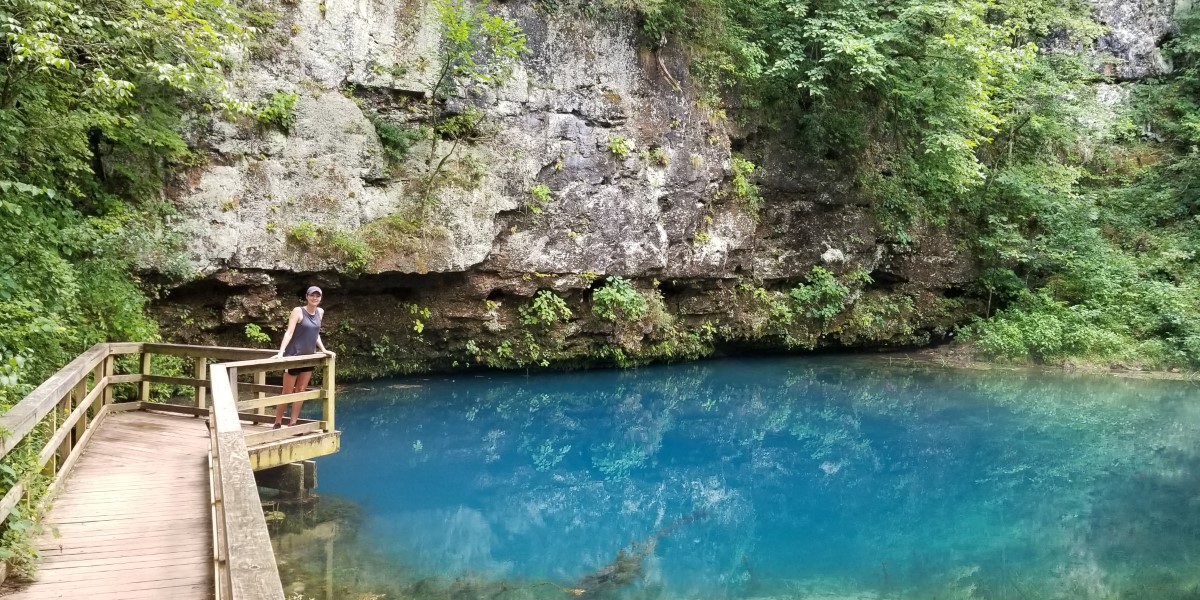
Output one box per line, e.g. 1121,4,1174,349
287,371,314,425
274,371,299,426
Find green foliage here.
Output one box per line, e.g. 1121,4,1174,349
623,0,1199,368
519,290,573,327
329,231,371,273
0,434,47,577
608,135,634,158
951,16,1200,368
528,184,553,214
648,146,669,166
753,287,794,328
971,294,1129,363
288,221,320,245
257,91,299,133
423,0,528,193
730,156,761,212
244,323,272,345
790,267,854,324
0,354,27,393
960,124,1198,361
0,355,49,577
433,0,527,92
632,0,1099,235
285,221,371,273
370,117,423,165
593,276,648,322
0,0,252,373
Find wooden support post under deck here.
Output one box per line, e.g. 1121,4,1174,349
139,352,153,402
255,462,308,497
325,527,335,600
322,354,336,432
195,357,209,409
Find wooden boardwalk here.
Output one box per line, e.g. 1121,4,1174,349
0,343,342,600
4,410,213,600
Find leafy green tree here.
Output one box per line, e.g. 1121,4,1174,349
958,12,1200,368
0,0,250,378
629,0,1098,237
616,0,1200,367
422,0,527,193
0,0,254,570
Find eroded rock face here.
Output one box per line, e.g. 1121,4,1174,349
155,0,984,374
1091,0,1187,79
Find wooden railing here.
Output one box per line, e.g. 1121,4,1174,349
207,352,336,600
0,342,337,600
209,361,278,599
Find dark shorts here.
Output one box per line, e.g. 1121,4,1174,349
285,366,315,376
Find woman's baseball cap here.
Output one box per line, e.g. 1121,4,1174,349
306,286,323,296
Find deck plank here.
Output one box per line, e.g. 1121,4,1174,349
2,411,214,600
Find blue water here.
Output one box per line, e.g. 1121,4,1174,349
274,357,1200,599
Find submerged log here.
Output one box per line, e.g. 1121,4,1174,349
573,509,709,597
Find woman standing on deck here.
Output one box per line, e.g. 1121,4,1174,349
272,286,331,428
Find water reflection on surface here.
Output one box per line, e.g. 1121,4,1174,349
270,356,1200,599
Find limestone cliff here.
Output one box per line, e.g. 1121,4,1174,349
156,0,1155,376
1091,0,1191,79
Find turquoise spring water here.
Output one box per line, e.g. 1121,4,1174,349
272,357,1200,599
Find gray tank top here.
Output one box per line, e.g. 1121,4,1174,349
284,308,322,356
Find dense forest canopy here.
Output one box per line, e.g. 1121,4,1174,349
622,0,1200,368
0,0,253,406
0,0,1198,403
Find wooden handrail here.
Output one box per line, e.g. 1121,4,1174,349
142,343,276,361
223,353,336,431
0,343,115,456
209,363,285,600
0,342,337,600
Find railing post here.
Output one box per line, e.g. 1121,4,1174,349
139,351,153,403
91,362,104,405
73,378,88,443
44,396,60,475
56,389,75,468
254,372,266,416
227,367,239,409
100,355,114,406
195,357,209,409
322,354,336,433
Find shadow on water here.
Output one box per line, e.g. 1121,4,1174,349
269,356,1200,600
